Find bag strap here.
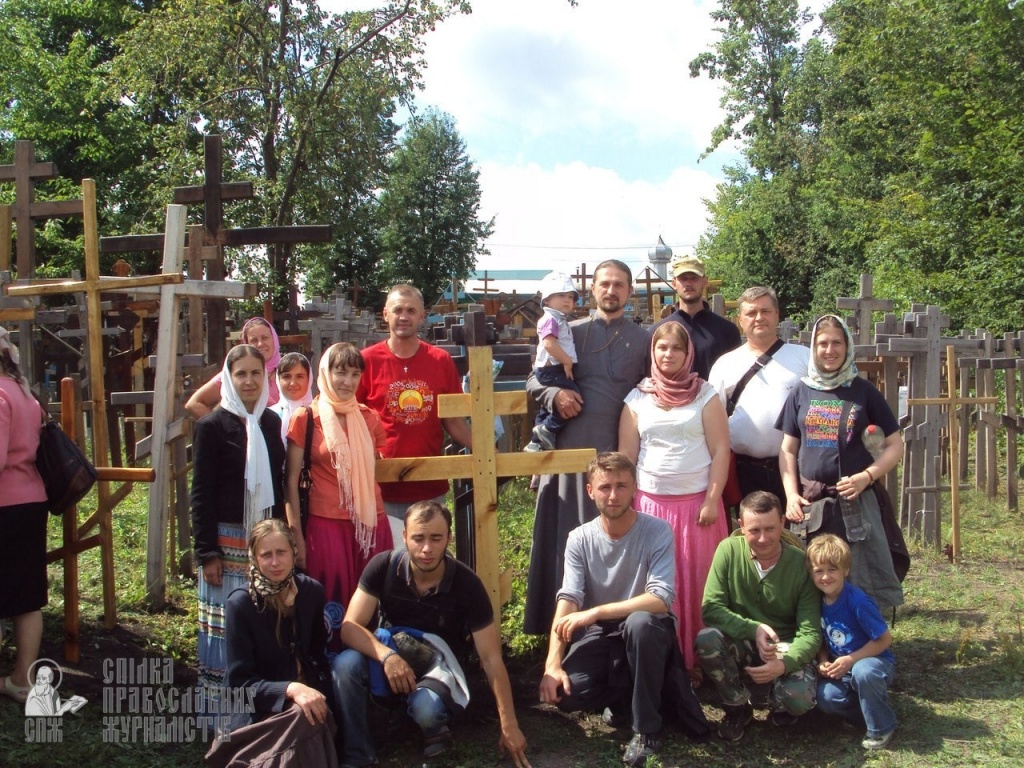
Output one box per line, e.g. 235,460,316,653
302,406,314,476
726,338,785,416
837,398,855,476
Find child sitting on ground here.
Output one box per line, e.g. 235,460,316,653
525,271,580,452
807,533,897,750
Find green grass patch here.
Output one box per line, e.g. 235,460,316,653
2,478,1023,766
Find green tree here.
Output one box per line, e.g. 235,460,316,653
0,0,167,277
377,108,493,305
108,0,472,310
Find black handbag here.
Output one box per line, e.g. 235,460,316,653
297,407,314,531
36,419,97,516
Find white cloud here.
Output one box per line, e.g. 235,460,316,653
319,0,741,274
476,160,721,273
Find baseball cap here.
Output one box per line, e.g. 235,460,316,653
671,256,706,278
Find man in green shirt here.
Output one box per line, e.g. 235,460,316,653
697,491,821,741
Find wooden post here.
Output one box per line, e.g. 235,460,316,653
375,345,595,616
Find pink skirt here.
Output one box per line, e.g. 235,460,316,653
634,489,728,670
304,513,393,657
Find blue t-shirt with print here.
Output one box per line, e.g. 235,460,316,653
821,581,895,666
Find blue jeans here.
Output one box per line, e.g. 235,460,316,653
331,649,450,767
533,365,580,433
816,657,897,737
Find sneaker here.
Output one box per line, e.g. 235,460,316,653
523,440,543,453
770,709,799,727
862,728,895,750
602,706,629,729
717,702,753,742
622,731,661,767
422,726,452,758
532,424,556,450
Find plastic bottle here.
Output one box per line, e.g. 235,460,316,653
862,424,885,460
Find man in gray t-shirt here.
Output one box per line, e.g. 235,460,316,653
539,453,710,767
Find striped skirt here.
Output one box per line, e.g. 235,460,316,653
197,522,248,712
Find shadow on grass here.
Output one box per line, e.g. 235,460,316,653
892,637,1024,703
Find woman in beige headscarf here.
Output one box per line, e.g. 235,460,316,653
285,343,392,656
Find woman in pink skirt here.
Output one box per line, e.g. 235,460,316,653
284,343,393,657
618,321,730,680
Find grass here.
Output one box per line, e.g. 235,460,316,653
2,479,1023,767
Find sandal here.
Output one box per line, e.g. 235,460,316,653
1,676,29,705
422,726,452,758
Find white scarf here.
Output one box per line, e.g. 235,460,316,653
219,355,275,534
273,364,314,445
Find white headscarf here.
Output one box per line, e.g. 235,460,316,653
803,315,859,391
219,349,275,534
273,357,313,445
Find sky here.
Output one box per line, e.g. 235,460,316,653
322,0,744,278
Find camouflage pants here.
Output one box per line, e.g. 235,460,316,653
695,627,817,715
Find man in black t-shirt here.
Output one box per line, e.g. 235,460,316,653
332,501,530,767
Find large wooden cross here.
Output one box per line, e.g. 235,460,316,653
633,266,674,319
7,179,177,627
907,346,998,563
0,140,86,377
836,274,895,347
100,134,330,363
375,345,595,616
120,204,258,607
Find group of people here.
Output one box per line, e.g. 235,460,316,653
523,257,905,763
0,257,906,767
183,287,523,767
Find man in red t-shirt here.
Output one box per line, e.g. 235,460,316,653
358,284,472,540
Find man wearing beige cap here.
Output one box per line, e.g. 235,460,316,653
658,256,740,379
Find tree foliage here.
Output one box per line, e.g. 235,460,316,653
2,1,479,312
377,108,493,305
693,0,1024,332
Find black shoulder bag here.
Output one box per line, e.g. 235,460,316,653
297,407,314,531
35,409,97,516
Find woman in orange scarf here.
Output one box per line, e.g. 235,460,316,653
284,343,393,656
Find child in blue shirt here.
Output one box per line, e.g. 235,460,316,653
806,534,897,750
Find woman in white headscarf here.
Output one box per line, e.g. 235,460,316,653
191,344,286,707
0,326,47,705
778,315,905,610
269,352,313,447
284,342,392,657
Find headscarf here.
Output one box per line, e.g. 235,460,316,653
274,356,313,444
247,532,297,602
638,321,702,407
242,317,281,372
316,345,377,556
0,325,34,399
803,314,859,390
242,317,281,405
219,349,276,534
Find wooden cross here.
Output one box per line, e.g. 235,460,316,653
572,263,594,308
117,204,258,607
907,346,998,563
7,179,175,629
347,278,364,307
375,343,595,616
836,274,895,347
0,140,86,379
633,266,674,320
100,134,331,364
885,306,982,545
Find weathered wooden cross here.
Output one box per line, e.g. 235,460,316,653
0,140,85,376
633,266,674,319
907,346,998,563
100,134,330,364
7,179,173,630
375,344,595,616
836,274,895,347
